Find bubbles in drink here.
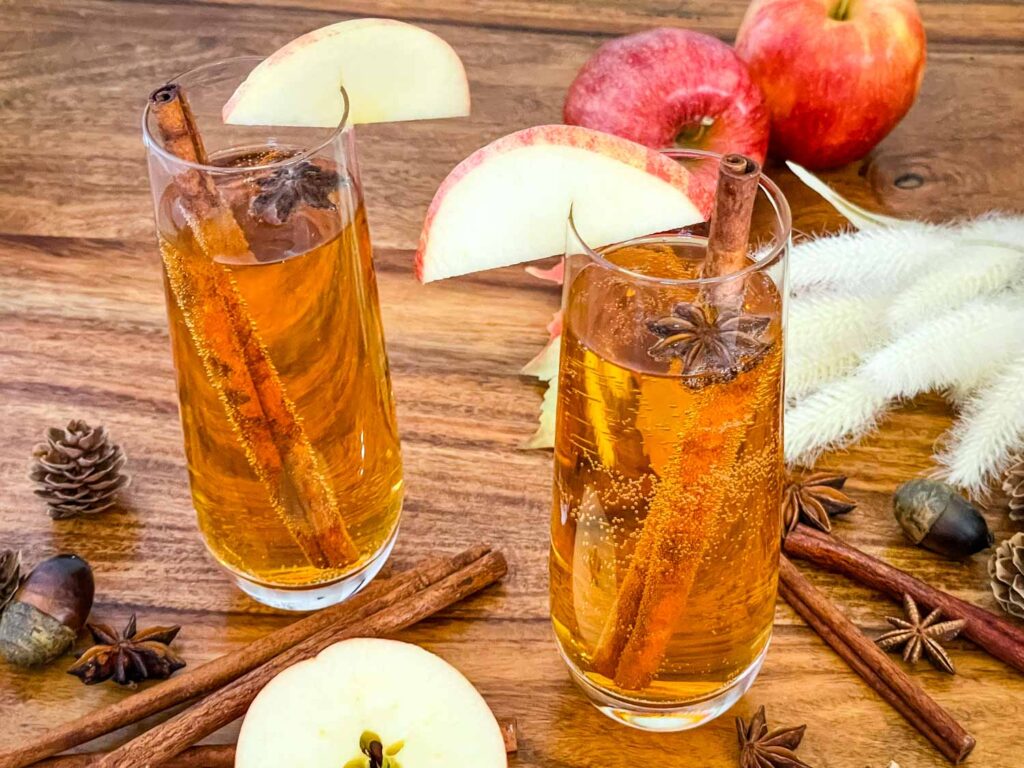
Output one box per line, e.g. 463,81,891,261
551,237,784,702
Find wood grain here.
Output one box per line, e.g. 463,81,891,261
1,1,1022,766
93,551,508,768
182,0,1024,45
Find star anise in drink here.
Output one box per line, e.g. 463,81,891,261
782,473,857,536
67,614,186,686
876,594,967,674
648,302,771,389
736,705,813,768
250,160,339,225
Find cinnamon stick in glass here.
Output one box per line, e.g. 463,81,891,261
149,84,357,568
779,556,975,764
0,546,493,768
785,523,1024,674
591,153,768,690
702,153,760,297
92,549,507,768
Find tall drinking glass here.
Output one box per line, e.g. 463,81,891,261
143,58,403,610
550,150,790,730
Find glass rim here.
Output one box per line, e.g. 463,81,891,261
141,55,351,174
567,148,792,288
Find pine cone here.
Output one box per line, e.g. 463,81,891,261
1003,456,1024,522
989,532,1024,619
0,550,21,613
30,420,130,519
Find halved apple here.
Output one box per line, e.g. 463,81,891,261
235,638,506,767
223,19,470,127
415,125,713,283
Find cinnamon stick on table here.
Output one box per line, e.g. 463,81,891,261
0,546,492,768
149,84,358,568
779,556,975,764
31,746,236,768
31,718,519,767
92,548,508,768
785,523,1024,674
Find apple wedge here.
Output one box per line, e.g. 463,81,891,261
223,19,470,127
415,125,713,283
235,638,506,767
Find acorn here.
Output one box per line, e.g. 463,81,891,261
893,480,993,559
0,555,94,667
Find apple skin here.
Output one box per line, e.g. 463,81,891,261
735,0,926,169
415,124,715,283
223,18,470,127
563,28,770,164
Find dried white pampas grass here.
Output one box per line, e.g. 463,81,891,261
784,163,1024,499
786,298,1024,464
935,353,1024,495
862,298,1024,399
785,375,891,464
786,294,889,399
885,241,1024,334
789,223,955,296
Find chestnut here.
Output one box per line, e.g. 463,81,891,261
893,479,993,559
0,554,94,667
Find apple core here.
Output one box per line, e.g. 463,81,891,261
829,0,854,21
675,116,716,149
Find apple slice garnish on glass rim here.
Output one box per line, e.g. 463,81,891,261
416,125,717,450
415,124,715,283
223,18,470,127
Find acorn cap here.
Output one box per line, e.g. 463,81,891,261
15,555,94,631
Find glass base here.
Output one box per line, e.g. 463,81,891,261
562,640,770,732
231,526,399,611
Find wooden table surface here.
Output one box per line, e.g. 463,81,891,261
1,1,1022,766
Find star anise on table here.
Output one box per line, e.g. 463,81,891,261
782,473,857,536
250,160,339,225
736,705,814,768
876,594,967,674
67,614,186,686
647,302,772,389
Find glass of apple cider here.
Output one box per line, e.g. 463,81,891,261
143,58,403,610
550,150,790,730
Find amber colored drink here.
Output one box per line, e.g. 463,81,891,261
158,150,403,594
550,237,784,720
144,58,405,610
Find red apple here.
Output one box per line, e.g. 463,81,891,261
563,28,770,164
735,0,926,169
